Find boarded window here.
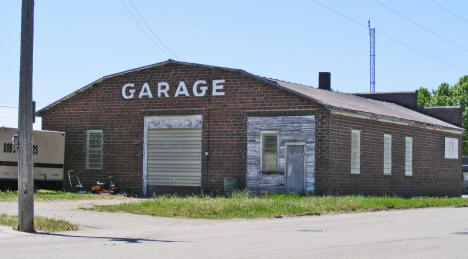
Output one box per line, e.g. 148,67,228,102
383,134,392,175
405,137,413,176
86,130,103,170
262,133,278,171
351,129,360,174
445,137,458,159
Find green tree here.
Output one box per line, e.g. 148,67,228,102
417,87,431,107
418,76,468,155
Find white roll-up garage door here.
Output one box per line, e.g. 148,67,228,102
147,128,202,186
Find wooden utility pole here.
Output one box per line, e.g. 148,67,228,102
18,0,35,232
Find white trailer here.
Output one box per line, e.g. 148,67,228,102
0,127,65,188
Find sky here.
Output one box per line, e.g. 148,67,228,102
1,0,468,110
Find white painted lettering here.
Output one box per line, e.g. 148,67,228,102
175,81,190,97
122,79,226,100
122,83,136,99
138,83,153,98
193,80,208,97
212,79,225,96
158,82,170,97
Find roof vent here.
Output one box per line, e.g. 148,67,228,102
319,72,331,91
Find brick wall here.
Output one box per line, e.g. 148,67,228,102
355,92,418,110
328,113,462,197
39,61,461,196
422,106,463,128
39,62,328,195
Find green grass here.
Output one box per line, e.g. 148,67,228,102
90,192,468,219
0,214,78,232
0,189,96,201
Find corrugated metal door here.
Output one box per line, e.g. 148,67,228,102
147,128,202,186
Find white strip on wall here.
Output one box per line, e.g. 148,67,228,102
383,134,392,175
351,129,361,175
405,137,413,176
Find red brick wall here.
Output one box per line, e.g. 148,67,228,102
39,62,328,195
39,62,461,196
328,113,462,197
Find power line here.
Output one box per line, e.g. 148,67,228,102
120,0,172,58
127,0,178,58
373,0,468,55
310,0,366,28
378,30,466,73
427,0,468,25
308,0,467,73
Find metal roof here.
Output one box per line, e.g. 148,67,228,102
37,59,462,131
267,79,462,130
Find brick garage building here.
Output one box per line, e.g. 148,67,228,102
37,60,463,196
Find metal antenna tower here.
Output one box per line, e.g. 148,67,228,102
368,20,375,93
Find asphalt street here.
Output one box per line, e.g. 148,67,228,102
0,201,467,259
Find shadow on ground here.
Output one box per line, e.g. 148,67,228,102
39,233,185,243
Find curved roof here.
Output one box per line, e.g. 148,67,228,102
37,59,462,131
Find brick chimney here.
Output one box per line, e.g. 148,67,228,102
319,72,331,91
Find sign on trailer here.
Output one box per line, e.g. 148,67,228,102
0,127,65,183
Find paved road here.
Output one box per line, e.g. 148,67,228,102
0,201,467,259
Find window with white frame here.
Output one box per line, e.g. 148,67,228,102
383,134,392,175
405,137,413,176
261,132,278,172
86,130,103,170
351,129,361,174
445,137,458,159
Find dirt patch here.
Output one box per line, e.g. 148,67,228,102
2,195,145,210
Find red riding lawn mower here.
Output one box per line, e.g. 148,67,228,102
91,176,120,195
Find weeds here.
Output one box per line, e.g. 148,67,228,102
90,191,468,219
0,214,78,232
0,189,96,201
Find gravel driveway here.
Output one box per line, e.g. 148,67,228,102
1,199,468,259
0,197,220,230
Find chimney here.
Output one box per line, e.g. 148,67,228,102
319,72,331,91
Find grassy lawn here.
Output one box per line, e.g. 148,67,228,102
0,214,78,232
90,192,468,219
0,189,96,201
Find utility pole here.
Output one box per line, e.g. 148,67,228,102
18,0,35,232
368,20,376,93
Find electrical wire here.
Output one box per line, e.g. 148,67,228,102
373,0,468,55
127,0,178,58
309,0,467,73
120,0,172,58
427,0,468,25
